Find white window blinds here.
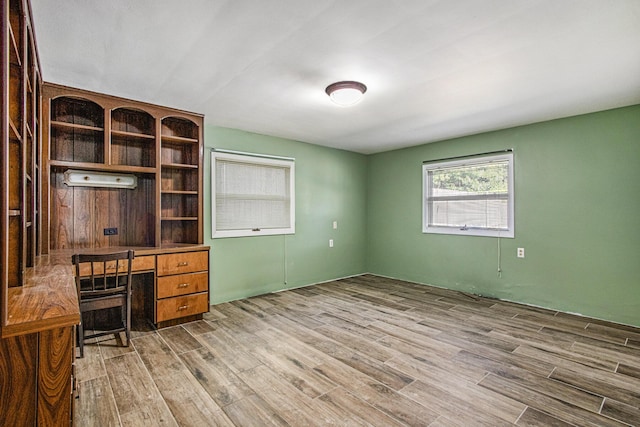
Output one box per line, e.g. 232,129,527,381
212,151,295,238
423,153,514,238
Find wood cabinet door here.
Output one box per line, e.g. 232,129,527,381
38,327,74,426
0,333,38,427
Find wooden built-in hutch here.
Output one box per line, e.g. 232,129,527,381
43,83,205,251
1,0,209,424
42,83,210,328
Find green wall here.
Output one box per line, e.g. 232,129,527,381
203,105,639,327
366,105,640,327
204,126,368,303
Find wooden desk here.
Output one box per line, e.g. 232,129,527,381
70,244,210,328
4,252,80,338
1,253,80,426
0,244,209,426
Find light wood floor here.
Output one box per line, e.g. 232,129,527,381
75,274,640,426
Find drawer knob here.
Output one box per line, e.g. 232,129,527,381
177,261,189,267
177,283,189,288
177,305,189,311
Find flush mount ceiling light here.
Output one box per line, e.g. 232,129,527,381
325,81,367,107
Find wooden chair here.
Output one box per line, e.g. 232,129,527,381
72,250,134,358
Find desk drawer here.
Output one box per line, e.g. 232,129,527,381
156,292,208,322
157,272,208,299
78,255,155,276
157,251,208,276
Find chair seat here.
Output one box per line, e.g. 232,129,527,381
79,293,127,311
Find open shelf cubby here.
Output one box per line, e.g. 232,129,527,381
50,97,104,164
111,108,156,168
160,219,199,245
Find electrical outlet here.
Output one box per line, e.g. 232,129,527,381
104,227,118,236
333,221,338,229
517,247,525,258
329,239,334,248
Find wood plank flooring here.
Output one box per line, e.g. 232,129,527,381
75,274,640,426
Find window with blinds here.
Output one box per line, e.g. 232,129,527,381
423,153,514,238
212,151,295,238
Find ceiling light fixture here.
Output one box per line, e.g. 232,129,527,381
325,81,367,107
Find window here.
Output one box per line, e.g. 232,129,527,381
212,151,295,238
423,152,514,238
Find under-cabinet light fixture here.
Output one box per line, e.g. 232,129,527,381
63,170,137,189
325,81,367,107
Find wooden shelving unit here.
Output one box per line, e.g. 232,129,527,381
2,1,78,426
42,83,204,251
41,84,208,328
3,0,40,288
160,116,201,244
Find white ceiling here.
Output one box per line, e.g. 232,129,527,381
30,0,640,154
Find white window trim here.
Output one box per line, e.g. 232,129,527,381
212,151,295,238
422,153,514,238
